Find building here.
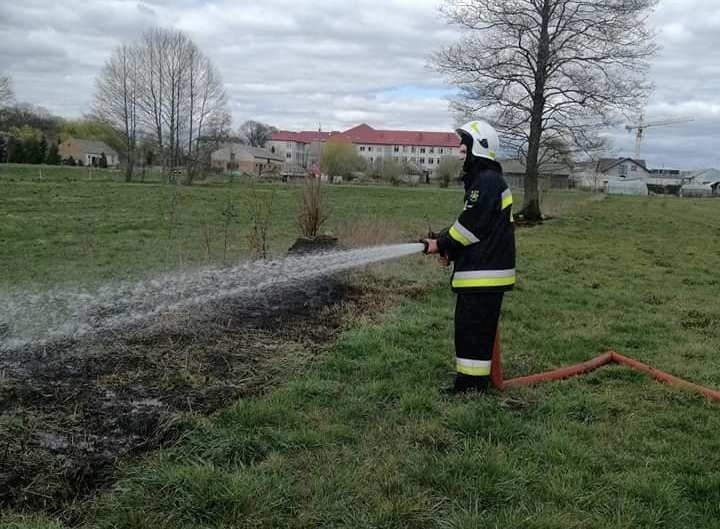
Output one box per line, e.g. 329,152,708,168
268,123,461,178
572,157,651,191
58,138,119,167
210,143,284,176
501,158,574,191
594,157,651,179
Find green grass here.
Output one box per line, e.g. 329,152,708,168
1,167,720,528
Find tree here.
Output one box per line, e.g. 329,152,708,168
320,141,366,178
381,158,403,185
0,135,7,163
93,44,139,182
238,120,277,147
46,142,61,165
64,155,76,166
435,156,463,188
7,126,43,163
135,28,229,182
435,0,658,221
92,28,229,184
35,136,48,164
0,75,13,108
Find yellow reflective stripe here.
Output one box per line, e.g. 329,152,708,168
452,270,515,288
452,276,516,288
457,365,491,376
501,189,513,211
456,358,491,376
449,225,472,246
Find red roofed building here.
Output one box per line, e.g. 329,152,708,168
267,123,460,177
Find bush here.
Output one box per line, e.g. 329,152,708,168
320,141,365,178
381,159,403,186
297,177,329,238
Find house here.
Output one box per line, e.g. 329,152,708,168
268,123,461,179
572,157,651,191
210,143,284,176
595,157,650,179
500,158,574,191
680,169,720,197
58,138,119,167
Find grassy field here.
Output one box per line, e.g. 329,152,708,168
2,167,720,528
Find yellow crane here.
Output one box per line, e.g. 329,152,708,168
625,113,694,160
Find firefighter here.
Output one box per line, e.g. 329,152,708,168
424,120,516,394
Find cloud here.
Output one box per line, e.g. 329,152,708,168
1,0,719,168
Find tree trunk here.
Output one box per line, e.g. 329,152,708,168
519,0,551,223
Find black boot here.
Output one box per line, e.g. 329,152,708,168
443,374,490,396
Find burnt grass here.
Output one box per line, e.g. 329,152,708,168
0,272,425,522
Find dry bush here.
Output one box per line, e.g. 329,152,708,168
247,187,276,259
297,177,330,238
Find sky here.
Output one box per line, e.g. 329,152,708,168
0,0,718,169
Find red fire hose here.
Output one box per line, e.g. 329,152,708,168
492,330,720,402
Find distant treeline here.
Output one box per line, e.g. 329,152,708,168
0,103,118,166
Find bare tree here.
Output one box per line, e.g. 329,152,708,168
93,45,139,182
0,75,14,108
238,120,277,147
435,0,658,220
129,27,229,183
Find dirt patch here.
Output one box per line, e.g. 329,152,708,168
0,272,426,521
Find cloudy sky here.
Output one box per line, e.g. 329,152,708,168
1,0,718,168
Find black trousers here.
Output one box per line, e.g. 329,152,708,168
454,292,504,390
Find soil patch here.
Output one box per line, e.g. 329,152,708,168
0,272,425,521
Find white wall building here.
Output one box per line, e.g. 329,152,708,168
268,123,461,177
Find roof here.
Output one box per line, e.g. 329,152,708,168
499,158,573,176
271,123,459,148
687,168,720,183
271,130,334,143
596,157,648,173
66,138,118,156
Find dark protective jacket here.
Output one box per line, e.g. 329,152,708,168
437,158,516,293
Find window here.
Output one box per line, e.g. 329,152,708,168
286,153,292,159
440,148,444,154
360,146,365,152
631,165,637,172
420,158,425,164
230,152,236,161
429,147,434,154
394,146,400,152
420,147,426,154
370,157,374,163
368,146,372,152
429,157,434,165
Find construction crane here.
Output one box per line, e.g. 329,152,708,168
626,113,694,160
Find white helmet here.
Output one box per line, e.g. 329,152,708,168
455,120,499,161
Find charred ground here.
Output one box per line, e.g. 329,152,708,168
0,272,425,521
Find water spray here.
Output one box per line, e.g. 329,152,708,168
0,243,427,352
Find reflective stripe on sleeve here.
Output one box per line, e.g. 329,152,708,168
452,269,516,288
501,189,513,211
448,220,480,246
456,357,491,376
